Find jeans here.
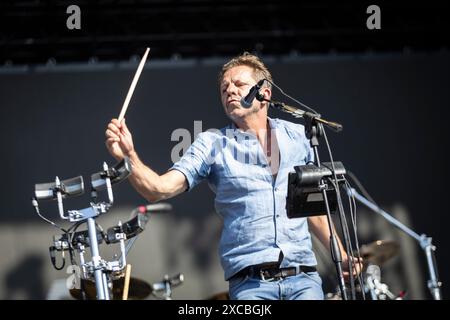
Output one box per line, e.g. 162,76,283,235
228,271,324,300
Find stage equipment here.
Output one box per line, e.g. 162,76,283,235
346,187,442,300
258,81,361,300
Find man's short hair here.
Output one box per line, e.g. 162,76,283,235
219,52,273,89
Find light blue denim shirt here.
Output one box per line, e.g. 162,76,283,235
171,117,318,280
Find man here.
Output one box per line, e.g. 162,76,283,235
105,52,359,300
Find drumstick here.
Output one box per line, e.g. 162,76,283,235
122,264,132,300
118,47,150,122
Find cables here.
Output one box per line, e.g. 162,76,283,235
32,197,91,271
342,177,366,299
322,122,368,300
32,197,72,270
32,197,68,234
322,130,356,299
264,79,320,115
346,170,377,204
344,177,366,300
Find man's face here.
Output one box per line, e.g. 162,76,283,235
220,65,261,120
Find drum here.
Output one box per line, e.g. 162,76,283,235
69,277,152,300
208,291,230,300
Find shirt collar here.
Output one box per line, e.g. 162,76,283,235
228,117,278,138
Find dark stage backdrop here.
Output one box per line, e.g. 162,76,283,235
0,51,449,299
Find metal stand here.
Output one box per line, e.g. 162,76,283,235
346,187,442,300
151,273,184,300
34,158,186,300
33,158,132,300
303,114,348,300
64,162,117,300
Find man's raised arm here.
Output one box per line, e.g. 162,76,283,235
105,118,187,202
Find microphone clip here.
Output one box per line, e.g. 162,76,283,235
240,79,266,108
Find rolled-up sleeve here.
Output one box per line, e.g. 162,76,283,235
170,132,214,191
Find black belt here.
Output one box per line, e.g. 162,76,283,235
233,263,317,281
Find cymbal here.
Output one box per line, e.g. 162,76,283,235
70,277,152,300
359,240,399,266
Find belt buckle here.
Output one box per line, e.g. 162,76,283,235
260,269,280,282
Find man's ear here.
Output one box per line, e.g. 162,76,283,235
258,87,271,109
261,87,271,102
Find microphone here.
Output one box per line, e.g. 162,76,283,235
365,264,396,300
366,264,381,283
151,273,185,300
152,273,185,292
365,264,381,300
240,79,265,108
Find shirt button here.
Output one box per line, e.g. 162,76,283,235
274,187,279,191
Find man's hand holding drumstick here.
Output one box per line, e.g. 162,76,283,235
104,47,188,203
105,118,135,161
105,47,149,161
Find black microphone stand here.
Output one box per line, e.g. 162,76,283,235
267,99,349,300
346,187,442,300
303,113,348,301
